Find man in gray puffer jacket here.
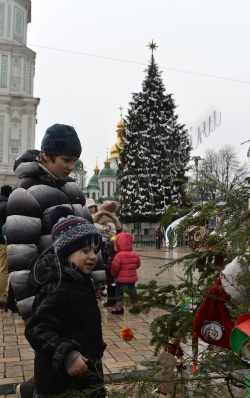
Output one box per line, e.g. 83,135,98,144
6,124,87,321
6,124,105,398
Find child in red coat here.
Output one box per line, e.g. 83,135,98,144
110,232,141,314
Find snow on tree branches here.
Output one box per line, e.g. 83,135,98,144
118,55,191,221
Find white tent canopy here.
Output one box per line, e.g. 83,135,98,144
165,216,186,248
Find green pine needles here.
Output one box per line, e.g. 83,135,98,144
64,178,250,397
106,177,250,397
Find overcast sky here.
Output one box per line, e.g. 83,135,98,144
27,0,250,180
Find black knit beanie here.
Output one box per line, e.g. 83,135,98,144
50,206,101,258
1,185,12,197
41,124,82,157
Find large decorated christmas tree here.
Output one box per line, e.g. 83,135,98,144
117,42,191,222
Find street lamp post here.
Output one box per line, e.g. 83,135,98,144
192,156,202,204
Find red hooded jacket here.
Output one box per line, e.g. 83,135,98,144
111,233,141,283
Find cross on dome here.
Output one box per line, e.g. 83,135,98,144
118,105,123,120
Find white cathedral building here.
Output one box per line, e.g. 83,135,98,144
0,0,122,206
0,0,39,186
85,117,125,207
67,117,124,209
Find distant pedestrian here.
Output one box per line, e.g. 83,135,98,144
103,231,117,307
155,228,163,249
0,185,12,309
86,198,98,215
167,227,175,250
111,232,141,314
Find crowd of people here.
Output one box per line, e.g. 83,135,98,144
0,123,177,397
0,123,145,398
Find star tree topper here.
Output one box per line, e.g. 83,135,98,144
147,40,158,53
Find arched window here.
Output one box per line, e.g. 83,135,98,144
92,192,96,199
102,182,104,196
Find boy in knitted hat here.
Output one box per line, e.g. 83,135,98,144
6,124,84,318
25,206,106,398
5,124,89,398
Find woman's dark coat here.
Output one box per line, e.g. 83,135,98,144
104,240,117,285
25,256,105,396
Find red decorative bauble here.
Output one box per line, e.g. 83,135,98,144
175,347,184,358
165,343,177,356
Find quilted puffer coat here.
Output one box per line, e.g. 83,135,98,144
111,232,141,283
25,255,106,397
6,150,105,318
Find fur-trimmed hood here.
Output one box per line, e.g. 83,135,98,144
100,200,117,213
92,209,121,231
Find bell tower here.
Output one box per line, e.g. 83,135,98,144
0,0,40,185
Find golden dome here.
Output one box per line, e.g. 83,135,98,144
117,120,125,130
110,137,124,158
110,117,125,159
93,160,100,175
104,155,111,168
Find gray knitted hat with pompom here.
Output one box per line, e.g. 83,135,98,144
50,206,101,258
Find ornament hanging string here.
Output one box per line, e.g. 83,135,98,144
120,294,134,342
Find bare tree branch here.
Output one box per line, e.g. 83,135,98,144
189,145,249,202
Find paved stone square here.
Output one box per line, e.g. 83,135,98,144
0,247,190,397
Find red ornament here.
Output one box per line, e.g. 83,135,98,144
175,347,184,358
165,337,185,372
165,343,177,356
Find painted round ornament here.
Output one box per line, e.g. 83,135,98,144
230,313,250,367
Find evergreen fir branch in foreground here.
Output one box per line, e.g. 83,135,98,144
101,178,250,397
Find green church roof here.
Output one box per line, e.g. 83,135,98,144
86,183,100,190
99,167,116,177
75,159,84,170
88,174,99,184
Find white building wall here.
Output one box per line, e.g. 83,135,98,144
0,0,39,183
0,0,31,46
97,176,116,198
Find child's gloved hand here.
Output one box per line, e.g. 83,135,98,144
67,354,88,376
